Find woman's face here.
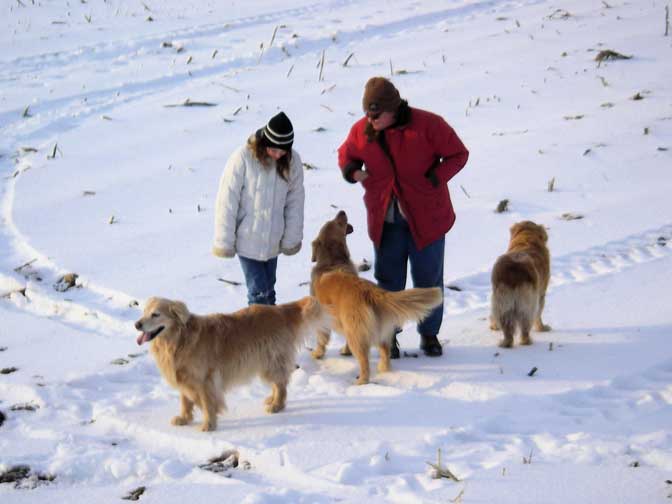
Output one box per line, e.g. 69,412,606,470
367,110,396,131
266,147,287,160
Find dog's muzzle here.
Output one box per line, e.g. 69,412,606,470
136,325,164,345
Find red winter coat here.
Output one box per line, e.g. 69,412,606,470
338,107,469,250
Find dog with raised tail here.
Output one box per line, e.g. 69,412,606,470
490,221,551,348
310,210,358,359
310,210,442,384
313,270,442,384
135,296,329,431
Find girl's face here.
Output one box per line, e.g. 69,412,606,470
266,147,287,160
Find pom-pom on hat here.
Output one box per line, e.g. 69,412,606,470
362,77,401,114
259,111,294,151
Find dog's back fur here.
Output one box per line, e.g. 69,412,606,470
490,221,551,347
136,296,328,431
314,272,442,385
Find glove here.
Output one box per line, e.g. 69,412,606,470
280,243,302,256
424,165,440,188
343,160,364,184
212,246,235,258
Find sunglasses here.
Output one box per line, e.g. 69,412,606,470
366,103,383,120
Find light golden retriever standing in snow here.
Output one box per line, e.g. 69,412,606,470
490,221,552,348
135,296,328,431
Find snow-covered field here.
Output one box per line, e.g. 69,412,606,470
1,0,671,502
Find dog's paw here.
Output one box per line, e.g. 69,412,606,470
535,323,552,332
264,395,274,405
339,345,352,356
355,376,370,386
498,339,513,348
520,337,533,346
377,361,391,373
311,347,326,359
265,403,285,414
171,415,190,426
200,421,216,432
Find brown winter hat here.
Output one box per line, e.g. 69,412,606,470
362,77,402,114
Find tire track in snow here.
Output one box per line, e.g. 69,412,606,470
0,0,517,138
0,0,365,74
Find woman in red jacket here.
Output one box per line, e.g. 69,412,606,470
338,77,469,358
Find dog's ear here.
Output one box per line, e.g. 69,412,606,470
346,224,353,235
311,239,320,262
169,300,191,326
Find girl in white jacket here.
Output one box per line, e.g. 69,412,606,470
213,112,305,305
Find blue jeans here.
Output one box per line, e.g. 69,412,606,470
374,206,445,336
238,256,278,305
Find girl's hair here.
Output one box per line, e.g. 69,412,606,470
248,131,292,181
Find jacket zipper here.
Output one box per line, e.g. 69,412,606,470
376,129,420,242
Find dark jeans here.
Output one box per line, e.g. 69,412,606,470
238,256,278,305
374,206,445,336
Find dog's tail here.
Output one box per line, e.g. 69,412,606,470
295,296,332,343
491,283,538,335
491,256,539,335
378,287,443,329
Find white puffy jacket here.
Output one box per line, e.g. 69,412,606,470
213,144,305,261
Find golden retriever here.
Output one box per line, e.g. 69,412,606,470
135,296,328,431
310,210,358,359
311,211,443,385
490,220,551,347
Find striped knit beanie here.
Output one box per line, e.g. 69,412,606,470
261,111,294,150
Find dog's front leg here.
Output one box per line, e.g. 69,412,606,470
171,394,194,426
311,328,331,359
195,385,218,432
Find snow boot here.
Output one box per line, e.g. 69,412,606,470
420,334,442,357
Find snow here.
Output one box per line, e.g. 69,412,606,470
1,0,671,502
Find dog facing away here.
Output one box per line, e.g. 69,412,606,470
311,211,442,385
135,296,329,431
490,221,551,348
314,271,442,384
310,210,358,359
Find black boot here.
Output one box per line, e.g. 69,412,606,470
390,333,400,359
420,334,442,357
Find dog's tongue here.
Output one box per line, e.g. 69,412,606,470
136,332,151,345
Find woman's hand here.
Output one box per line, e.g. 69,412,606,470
352,169,369,183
